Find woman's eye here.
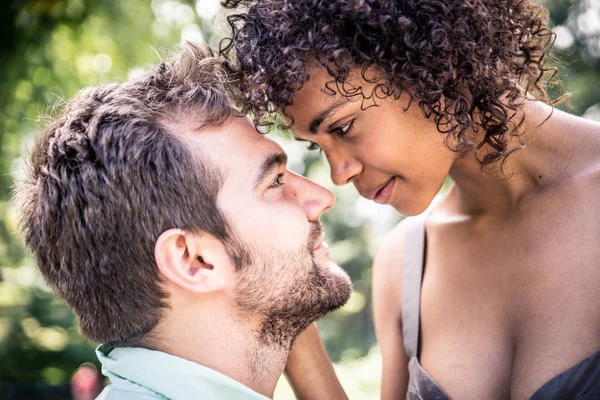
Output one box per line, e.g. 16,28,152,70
270,173,285,188
331,119,355,137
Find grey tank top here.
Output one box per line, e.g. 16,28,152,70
401,211,600,400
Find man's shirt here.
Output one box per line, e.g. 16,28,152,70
95,345,270,400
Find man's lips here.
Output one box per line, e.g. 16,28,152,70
313,232,326,250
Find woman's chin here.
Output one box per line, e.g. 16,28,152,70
390,196,436,217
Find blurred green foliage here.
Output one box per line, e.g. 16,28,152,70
0,0,598,398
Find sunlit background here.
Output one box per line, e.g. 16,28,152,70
0,0,598,399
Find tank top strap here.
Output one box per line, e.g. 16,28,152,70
401,202,437,359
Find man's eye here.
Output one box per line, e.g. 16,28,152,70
270,173,285,188
307,142,322,151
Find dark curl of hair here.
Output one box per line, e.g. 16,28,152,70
220,0,561,165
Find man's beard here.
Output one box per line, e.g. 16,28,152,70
233,223,352,348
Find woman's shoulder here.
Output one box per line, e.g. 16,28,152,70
375,195,443,269
373,197,441,291
375,217,409,271
372,218,408,313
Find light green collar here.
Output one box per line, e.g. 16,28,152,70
96,345,270,400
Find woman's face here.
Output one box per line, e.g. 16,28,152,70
286,66,458,216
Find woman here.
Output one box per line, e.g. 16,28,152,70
220,0,600,398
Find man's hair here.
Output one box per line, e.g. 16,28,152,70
14,42,245,347
220,0,562,165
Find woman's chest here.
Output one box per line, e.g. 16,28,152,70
417,208,600,399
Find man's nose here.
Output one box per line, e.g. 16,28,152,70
291,173,336,222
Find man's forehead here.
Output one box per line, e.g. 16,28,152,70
190,118,285,182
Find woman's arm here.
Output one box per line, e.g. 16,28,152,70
284,322,348,400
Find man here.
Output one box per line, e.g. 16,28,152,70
14,43,352,399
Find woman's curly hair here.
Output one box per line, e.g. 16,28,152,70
220,0,562,165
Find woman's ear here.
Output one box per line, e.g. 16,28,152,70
155,229,228,293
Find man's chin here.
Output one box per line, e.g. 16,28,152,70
324,262,353,309
255,259,352,347
319,255,352,283
312,257,353,309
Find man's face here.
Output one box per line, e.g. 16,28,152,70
191,116,352,346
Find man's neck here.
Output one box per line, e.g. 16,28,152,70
152,301,289,398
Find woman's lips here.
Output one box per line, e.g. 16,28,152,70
360,177,397,201
374,177,396,204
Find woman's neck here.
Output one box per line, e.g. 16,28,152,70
446,101,600,217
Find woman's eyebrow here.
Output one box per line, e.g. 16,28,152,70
308,98,348,134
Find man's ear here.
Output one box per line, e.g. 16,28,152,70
155,229,228,293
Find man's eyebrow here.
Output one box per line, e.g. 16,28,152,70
252,152,288,191
308,98,349,134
